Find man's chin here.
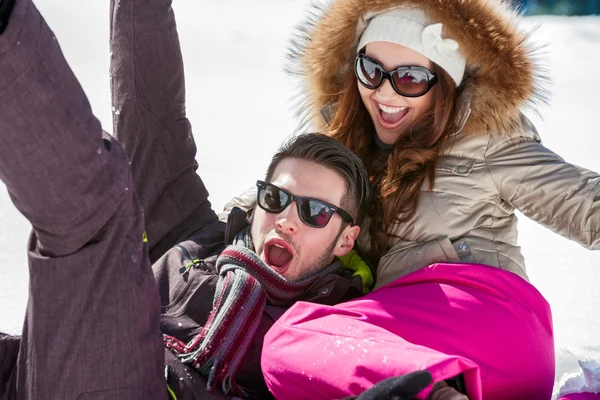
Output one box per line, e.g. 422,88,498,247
269,262,291,279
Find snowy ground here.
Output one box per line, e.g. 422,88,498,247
0,0,598,396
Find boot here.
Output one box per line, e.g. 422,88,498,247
0,333,19,400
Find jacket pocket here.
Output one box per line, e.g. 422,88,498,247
158,255,218,341
436,156,476,176
153,243,217,314
161,257,218,317
452,238,479,264
376,237,461,288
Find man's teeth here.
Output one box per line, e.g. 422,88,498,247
379,104,407,114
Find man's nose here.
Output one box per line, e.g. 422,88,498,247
275,202,301,235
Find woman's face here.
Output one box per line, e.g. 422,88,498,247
358,41,436,145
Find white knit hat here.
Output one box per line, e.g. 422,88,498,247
357,8,467,87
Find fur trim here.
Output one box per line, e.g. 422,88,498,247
286,0,551,136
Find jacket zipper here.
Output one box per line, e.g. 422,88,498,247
175,244,202,274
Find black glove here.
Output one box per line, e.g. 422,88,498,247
343,370,433,400
0,0,16,35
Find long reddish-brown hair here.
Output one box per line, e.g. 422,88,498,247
327,64,459,264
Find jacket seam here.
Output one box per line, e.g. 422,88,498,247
489,204,501,267
516,206,599,235
516,174,599,236
482,134,504,265
484,135,536,204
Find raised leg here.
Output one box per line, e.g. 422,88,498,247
0,1,164,398
110,0,217,262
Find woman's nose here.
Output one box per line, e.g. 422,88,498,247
376,77,399,100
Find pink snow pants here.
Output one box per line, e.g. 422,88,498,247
262,263,556,399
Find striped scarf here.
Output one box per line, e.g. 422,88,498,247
164,227,334,396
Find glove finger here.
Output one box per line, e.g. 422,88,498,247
357,370,433,400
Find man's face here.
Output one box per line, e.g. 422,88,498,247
250,158,359,282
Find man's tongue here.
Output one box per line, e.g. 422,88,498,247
269,245,292,267
380,108,408,124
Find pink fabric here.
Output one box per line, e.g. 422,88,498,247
559,394,600,400
262,263,555,400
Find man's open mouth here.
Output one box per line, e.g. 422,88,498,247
264,238,294,271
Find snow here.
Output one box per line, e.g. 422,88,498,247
1,0,598,396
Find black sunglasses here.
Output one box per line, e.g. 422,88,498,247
354,52,438,97
256,181,354,228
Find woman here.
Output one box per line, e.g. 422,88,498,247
284,0,600,288
258,0,600,398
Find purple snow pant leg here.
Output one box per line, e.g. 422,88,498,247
110,0,217,263
0,0,164,399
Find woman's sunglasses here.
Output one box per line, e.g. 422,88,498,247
354,52,438,97
256,181,354,228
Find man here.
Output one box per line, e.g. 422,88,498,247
156,133,372,399
0,0,373,399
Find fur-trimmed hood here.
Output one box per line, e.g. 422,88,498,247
287,0,549,136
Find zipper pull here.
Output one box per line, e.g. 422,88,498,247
178,259,202,274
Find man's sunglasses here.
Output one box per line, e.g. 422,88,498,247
256,181,354,228
354,52,438,97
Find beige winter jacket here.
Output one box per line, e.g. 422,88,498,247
223,0,600,289
370,113,600,288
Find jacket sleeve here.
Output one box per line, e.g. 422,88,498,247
485,130,600,250
218,185,257,222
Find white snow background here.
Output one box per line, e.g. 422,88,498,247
0,0,598,397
